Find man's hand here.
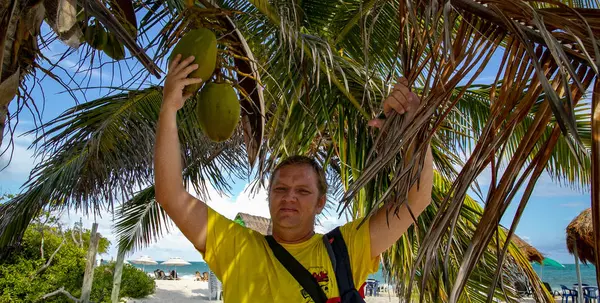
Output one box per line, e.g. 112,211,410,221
368,77,420,128
162,54,203,112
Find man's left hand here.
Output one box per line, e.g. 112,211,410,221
368,77,420,128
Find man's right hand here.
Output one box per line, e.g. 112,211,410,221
162,54,203,112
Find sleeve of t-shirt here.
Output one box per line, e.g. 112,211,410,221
338,217,381,286
200,206,256,280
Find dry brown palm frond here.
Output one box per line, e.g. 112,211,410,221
340,1,599,302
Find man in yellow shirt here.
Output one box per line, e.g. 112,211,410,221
154,55,434,302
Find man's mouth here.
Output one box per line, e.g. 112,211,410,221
279,208,298,213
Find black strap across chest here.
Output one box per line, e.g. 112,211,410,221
265,235,328,302
265,227,365,303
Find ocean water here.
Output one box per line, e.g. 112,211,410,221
531,263,598,292
130,261,598,291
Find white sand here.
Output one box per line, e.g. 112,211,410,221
124,279,399,303
126,280,561,302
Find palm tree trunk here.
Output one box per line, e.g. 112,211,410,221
111,249,126,303
0,0,43,148
592,79,600,288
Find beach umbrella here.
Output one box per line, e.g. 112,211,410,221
501,227,544,264
566,208,597,303
541,258,564,268
161,257,191,278
538,257,565,281
130,255,158,272
567,208,596,265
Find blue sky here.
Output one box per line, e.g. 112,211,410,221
0,25,593,264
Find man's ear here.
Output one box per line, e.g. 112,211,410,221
316,195,326,214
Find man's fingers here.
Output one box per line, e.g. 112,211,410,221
172,55,196,74
183,93,193,100
368,118,385,128
180,78,203,86
169,54,182,71
398,77,409,87
386,92,408,114
176,64,199,79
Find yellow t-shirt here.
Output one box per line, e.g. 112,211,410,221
201,207,380,302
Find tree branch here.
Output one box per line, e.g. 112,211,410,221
38,287,81,302
32,235,65,277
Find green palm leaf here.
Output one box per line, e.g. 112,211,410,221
113,185,171,253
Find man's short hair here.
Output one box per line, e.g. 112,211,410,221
269,155,328,197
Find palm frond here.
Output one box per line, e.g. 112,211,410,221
0,87,248,248
113,185,171,253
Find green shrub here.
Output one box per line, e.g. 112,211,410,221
0,217,110,303
90,263,156,302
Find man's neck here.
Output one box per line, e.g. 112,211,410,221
272,226,315,244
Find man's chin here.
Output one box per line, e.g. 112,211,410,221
273,217,301,229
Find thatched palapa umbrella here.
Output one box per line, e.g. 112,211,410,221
566,208,598,300
234,213,272,235
507,229,544,264
567,208,596,266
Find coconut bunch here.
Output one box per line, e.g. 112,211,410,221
168,28,241,143
161,5,265,164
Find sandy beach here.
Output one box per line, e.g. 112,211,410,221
125,279,564,303
125,279,401,303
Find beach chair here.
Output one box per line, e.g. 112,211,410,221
544,282,561,296
561,285,578,303
583,287,598,303
157,270,168,280
365,279,379,296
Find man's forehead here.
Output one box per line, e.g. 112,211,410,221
272,164,317,183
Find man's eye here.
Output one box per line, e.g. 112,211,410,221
274,187,286,192
299,190,310,194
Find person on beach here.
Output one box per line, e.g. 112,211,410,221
154,54,434,303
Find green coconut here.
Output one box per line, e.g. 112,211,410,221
85,24,108,51
103,33,126,60
169,28,217,94
196,82,240,142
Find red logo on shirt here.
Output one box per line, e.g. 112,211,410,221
313,271,329,283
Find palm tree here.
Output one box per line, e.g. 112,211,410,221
1,0,599,301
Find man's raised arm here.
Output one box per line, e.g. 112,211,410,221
368,78,434,258
154,54,209,253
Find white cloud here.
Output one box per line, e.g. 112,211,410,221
204,183,271,220
58,58,112,83
559,202,587,208
0,132,37,180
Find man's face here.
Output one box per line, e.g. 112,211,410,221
268,164,326,230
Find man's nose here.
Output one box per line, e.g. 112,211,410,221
282,190,298,202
